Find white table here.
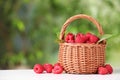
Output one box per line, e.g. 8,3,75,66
0,69,120,80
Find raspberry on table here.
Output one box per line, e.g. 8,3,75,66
43,64,53,73
98,66,109,75
33,64,44,74
53,64,63,74
105,64,113,74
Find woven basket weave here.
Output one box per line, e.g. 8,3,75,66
58,14,106,74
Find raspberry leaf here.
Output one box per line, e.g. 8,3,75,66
56,39,64,43
98,34,117,43
55,32,64,43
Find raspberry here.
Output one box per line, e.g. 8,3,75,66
33,64,44,74
43,64,53,73
65,33,75,43
75,33,88,43
98,66,109,75
86,32,99,43
53,64,63,74
86,32,92,39
105,64,113,74
90,35,99,43
67,39,75,43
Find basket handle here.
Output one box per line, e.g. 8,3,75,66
59,14,104,40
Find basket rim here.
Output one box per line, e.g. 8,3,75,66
59,42,106,46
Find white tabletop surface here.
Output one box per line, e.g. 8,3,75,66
0,69,120,80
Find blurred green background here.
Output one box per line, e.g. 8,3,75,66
0,0,120,69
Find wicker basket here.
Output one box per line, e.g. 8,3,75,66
58,14,106,74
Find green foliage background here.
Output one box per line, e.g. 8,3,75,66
0,0,120,69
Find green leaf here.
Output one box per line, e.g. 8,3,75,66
55,38,64,43
98,34,118,43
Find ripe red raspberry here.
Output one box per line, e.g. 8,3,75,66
53,64,63,74
86,32,99,43
86,32,92,39
65,33,75,43
75,33,88,43
67,39,75,43
43,64,53,73
105,64,113,74
90,35,99,43
33,64,44,74
98,66,109,75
